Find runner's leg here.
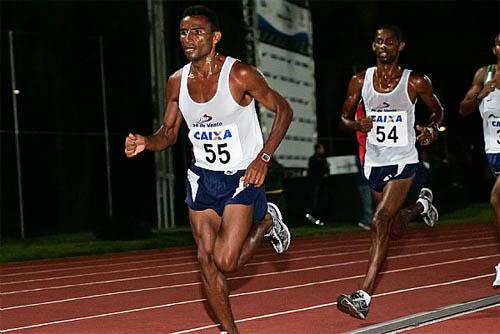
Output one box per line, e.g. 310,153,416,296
490,176,500,243
362,176,414,294
389,201,424,240
214,204,255,272
237,211,273,267
190,205,253,334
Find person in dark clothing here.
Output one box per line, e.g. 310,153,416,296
306,143,330,225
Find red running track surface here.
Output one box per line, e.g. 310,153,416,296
1,223,499,334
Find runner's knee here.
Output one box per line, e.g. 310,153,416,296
214,241,240,272
372,210,391,236
490,189,500,209
214,251,239,273
197,248,215,269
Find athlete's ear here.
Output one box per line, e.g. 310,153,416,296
213,31,222,45
372,42,376,52
398,41,406,52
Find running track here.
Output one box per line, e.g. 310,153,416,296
1,223,499,333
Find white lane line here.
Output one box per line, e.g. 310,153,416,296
169,273,497,334
2,238,496,296
1,260,199,285
2,235,494,286
1,228,492,277
2,266,495,333
2,226,484,273
2,251,498,312
0,249,197,273
2,241,497,297
389,303,500,333
0,254,199,278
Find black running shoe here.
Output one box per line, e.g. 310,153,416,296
336,291,370,320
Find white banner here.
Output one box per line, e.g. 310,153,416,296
254,0,316,168
327,155,359,175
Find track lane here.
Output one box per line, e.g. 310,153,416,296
1,223,498,334
3,251,498,330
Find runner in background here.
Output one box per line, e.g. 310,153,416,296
336,24,444,319
459,33,500,287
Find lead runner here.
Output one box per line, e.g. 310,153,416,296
124,6,292,334
336,24,444,319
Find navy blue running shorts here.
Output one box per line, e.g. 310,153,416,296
185,164,268,221
363,162,428,193
486,153,500,177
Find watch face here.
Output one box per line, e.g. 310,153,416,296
261,153,271,162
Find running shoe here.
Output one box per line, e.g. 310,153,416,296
264,202,291,253
357,222,371,231
336,291,370,320
493,263,500,287
419,188,438,227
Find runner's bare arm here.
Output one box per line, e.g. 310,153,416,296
124,72,184,157
239,65,293,156
411,74,444,146
459,67,496,117
232,64,293,186
340,72,372,132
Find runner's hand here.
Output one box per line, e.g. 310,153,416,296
124,133,146,157
243,158,268,187
355,117,373,133
416,125,436,146
478,78,497,100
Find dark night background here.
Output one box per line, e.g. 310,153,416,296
1,0,499,238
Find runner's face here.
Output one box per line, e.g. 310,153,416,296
179,15,218,61
372,29,403,64
493,34,500,60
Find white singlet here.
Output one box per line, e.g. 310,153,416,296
361,67,418,167
179,57,264,171
479,67,500,154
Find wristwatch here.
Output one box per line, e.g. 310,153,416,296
260,152,272,164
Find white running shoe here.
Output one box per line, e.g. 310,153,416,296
493,264,500,287
357,222,371,231
264,202,291,253
337,290,371,320
419,188,438,227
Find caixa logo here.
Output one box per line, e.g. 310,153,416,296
488,114,500,127
370,114,403,123
194,129,233,141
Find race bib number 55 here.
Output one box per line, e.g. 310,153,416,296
189,124,243,169
367,111,408,147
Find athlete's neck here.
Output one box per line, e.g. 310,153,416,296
190,53,222,79
374,63,403,93
375,63,402,80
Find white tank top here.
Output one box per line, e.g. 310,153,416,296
361,67,418,167
478,66,500,154
179,56,264,171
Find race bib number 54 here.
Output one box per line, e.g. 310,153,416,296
189,124,243,169
367,111,408,147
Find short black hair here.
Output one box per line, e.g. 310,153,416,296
183,5,220,32
314,143,323,151
375,24,403,42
